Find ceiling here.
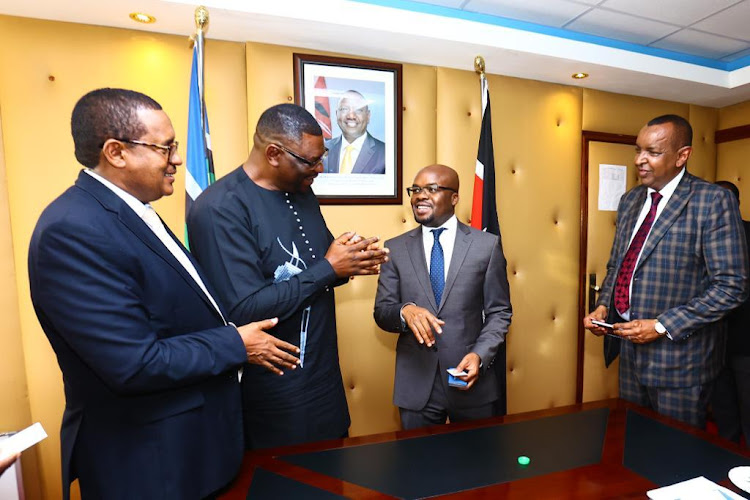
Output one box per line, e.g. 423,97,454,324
1,0,749,107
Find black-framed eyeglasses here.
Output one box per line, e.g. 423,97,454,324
406,184,457,196
117,139,179,160
272,143,328,168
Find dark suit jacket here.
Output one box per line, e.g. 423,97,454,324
28,171,247,500
374,221,512,411
598,173,748,387
726,220,750,357
324,132,386,174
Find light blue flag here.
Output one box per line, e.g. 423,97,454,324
185,35,214,248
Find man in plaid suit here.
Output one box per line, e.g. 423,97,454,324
584,114,748,428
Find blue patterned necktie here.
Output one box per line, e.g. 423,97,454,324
430,228,446,306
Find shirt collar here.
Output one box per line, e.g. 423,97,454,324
84,169,150,217
649,167,685,199
342,132,368,150
421,214,458,237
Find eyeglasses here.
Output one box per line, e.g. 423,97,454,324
118,139,179,160
272,143,328,168
406,184,457,196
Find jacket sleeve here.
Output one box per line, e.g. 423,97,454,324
660,189,749,339
373,241,408,333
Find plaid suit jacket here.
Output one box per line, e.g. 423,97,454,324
597,172,749,387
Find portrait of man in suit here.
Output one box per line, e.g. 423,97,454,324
374,164,512,430
324,89,386,175
584,114,748,429
28,88,296,499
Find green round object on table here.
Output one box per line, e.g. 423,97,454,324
517,455,530,466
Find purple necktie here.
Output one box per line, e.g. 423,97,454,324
614,192,663,315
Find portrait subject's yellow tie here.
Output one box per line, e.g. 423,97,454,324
340,145,354,174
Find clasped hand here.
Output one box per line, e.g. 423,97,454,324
583,305,661,344
325,231,389,278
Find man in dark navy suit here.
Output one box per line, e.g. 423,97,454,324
28,88,298,499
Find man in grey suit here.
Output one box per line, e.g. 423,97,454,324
374,164,512,429
584,114,748,428
324,90,386,174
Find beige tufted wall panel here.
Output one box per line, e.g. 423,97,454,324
687,105,718,182
583,89,689,135
0,110,41,499
717,102,750,219
436,68,584,413
719,101,750,129
245,42,437,436
717,139,750,218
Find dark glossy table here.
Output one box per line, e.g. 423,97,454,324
219,399,750,499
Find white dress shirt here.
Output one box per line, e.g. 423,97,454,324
619,167,685,327
337,132,367,170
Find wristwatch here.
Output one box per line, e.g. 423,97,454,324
654,320,667,336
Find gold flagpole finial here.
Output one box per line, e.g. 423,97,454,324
474,55,485,75
195,6,209,33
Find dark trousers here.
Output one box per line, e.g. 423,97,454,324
399,367,494,430
711,355,750,444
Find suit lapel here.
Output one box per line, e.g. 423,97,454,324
406,227,438,311
324,136,341,173
352,134,375,174
635,173,691,271
617,187,648,261
76,172,222,318
440,222,472,311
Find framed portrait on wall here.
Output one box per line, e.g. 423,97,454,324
293,53,402,205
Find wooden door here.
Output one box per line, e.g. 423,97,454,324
577,132,637,402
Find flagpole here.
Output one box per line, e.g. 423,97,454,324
185,6,215,246
471,55,507,416
474,55,485,76
474,55,487,128
194,7,208,130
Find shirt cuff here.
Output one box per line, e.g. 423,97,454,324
399,302,416,329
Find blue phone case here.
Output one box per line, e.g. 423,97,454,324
448,373,468,388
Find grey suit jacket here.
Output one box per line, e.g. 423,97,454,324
374,221,512,411
324,132,386,174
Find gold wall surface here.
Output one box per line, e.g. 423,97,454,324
0,12,743,499
0,95,42,500
717,102,750,219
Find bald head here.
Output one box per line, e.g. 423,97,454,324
415,164,459,190
410,164,460,227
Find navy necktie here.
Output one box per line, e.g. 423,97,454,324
430,228,446,306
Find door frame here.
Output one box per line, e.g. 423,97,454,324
576,131,636,403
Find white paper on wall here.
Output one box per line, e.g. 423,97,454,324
598,164,627,211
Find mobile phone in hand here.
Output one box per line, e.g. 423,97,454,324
591,320,614,329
